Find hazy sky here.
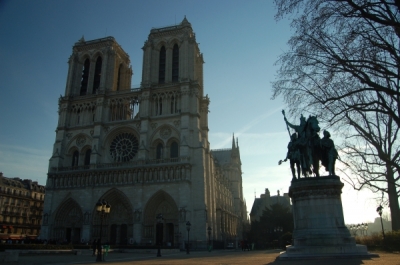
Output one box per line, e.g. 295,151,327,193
0,0,386,224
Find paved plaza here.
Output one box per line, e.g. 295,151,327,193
8,249,400,265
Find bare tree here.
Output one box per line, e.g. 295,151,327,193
272,0,400,230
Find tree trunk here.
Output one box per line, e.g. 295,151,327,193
386,167,400,231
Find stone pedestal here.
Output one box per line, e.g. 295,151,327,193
278,176,376,259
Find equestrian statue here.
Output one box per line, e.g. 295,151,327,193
279,110,338,179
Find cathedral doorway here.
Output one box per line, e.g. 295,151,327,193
53,198,83,244
66,228,81,243
166,223,174,246
143,190,179,246
110,224,117,244
92,189,133,245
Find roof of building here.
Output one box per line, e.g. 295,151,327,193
0,172,45,192
250,194,291,218
211,149,232,165
250,198,262,216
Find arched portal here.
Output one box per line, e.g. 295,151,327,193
53,198,83,243
92,189,133,245
143,190,179,247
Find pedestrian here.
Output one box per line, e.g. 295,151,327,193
91,239,96,256
104,241,110,259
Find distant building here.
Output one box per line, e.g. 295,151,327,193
250,188,291,223
347,217,392,236
368,217,392,234
0,172,45,242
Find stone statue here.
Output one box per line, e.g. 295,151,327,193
282,111,317,177
281,110,340,178
320,130,338,176
284,133,301,180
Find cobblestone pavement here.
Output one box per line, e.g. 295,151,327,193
12,249,400,265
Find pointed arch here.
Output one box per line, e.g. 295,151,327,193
142,190,179,246
156,143,163,159
169,141,179,159
93,56,102,94
53,198,83,243
72,150,79,167
80,58,90,95
116,64,122,91
143,190,179,223
92,188,134,244
159,46,166,84
172,43,179,82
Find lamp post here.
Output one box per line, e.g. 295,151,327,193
95,200,111,262
207,226,212,252
186,221,191,254
376,205,385,239
156,214,163,257
274,226,282,249
362,223,369,236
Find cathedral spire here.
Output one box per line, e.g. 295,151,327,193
232,133,236,149
181,16,191,26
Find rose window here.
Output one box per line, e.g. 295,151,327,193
109,132,139,162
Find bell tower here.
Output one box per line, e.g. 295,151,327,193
49,36,133,170
141,16,204,89
65,36,132,97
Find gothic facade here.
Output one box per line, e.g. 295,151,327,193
40,18,247,247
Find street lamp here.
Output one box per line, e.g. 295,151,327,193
274,226,283,249
207,226,212,252
95,200,111,262
362,223,369,236
376,205,385,239
186,221,191,254
156,214,163,257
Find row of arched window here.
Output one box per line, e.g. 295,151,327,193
156,141,179,159
71,149,91,167
79,56,125,95
68,140,179,167
154,95,180,116
158,44,179,84
80,57,102,95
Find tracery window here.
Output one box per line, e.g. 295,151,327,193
116,64,122,91
172,44,179,82
156,143,163,159
109,132,139,162
84,149,91,165
170,96,177,114
80,59,90,95
76,109,81,125
93,56,102,94
72,151,79,167
156,97,163,116
170,141,178,158
159,46,166,84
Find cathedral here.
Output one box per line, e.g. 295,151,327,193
40,17,247,248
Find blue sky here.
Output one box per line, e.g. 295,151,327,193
0,0,385,224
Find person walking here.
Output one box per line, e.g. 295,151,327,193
91,239,97,256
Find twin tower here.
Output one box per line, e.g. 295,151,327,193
40,17,247,248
